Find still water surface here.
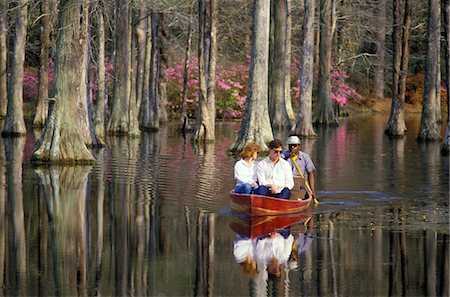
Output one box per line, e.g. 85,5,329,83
0,114,448,296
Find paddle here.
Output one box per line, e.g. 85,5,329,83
290,155,319,205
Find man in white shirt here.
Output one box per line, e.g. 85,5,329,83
254,139,294,199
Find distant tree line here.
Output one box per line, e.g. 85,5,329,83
0,0,448,164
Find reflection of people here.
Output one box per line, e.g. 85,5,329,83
234,142,261,194
284,136,316,194
233,235,258,278
255,230,294,278
295,232,315,255
254,139,294,199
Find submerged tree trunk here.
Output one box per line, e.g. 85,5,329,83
313,0,338,125
32,0,95,164
107,0,140,136
386,0,410,136
193,0,217,143
231,0,273,152
373,0,387,99
0,1,7,117
418,0,441,141
2,0,27,136
34,0,55,128
295,0,316,137
269,0,291,130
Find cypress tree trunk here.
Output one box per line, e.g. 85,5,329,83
94,0,106,139
158,13,169,123
295,0,316,137
231,0,273,152
107,0,140,136
32,0,95,164
284,0,295,122
386,0,410,136
34,0,55,128
135,9,147,114
2,0,27,136
374,0,387,99
313,0,338,125
418,0,441,141
179,1,194,132
193,0,217,143
144,12,159,131
269,0,291,130
0,1,7,117
442,0,450,154
139,12,152,130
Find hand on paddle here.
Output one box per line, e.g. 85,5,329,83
290,155,319,205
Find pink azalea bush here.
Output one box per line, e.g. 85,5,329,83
167,57,362,119
166,58,248,119
292,68,361,107
23,69,39,100
23,59,114,101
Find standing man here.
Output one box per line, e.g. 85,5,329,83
285,136,316,195
254,139,294,199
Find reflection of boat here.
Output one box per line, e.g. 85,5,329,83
230,214,312,238
230,191,312,216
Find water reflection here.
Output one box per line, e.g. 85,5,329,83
34,166,92,296
232,214,315,296
0,117,447,296
5,137,27,295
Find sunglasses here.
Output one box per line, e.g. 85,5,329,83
272,149,283,154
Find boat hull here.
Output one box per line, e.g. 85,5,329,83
230,214,312,238
230,191,312,216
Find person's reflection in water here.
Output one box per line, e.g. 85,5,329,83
255,229,294,278
233,235,258,278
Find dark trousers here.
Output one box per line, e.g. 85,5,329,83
254,185,291,200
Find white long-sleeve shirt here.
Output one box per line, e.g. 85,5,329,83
234,159,258,186
256,157,294,190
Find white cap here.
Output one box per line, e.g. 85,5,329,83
287,136,301,145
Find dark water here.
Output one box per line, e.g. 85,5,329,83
0,114,448,296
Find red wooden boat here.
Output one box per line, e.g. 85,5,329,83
230,190,312,216
230,214,312,238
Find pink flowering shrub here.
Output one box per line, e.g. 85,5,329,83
330,70,361,106
23,59,114,101
23,69,39,100
166,58,248,119
291,62,361,107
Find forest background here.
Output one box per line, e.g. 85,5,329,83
0,0,448,164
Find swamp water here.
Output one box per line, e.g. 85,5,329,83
0,114,448,296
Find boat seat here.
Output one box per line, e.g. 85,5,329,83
290,177,308,200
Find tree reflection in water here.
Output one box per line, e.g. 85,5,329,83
34,165,92,296
0,119,447,296
5,137,27,296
